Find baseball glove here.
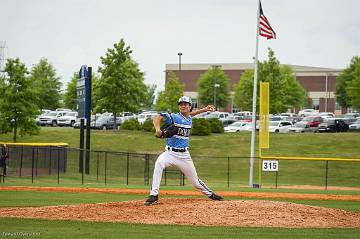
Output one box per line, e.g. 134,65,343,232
156,113,178,138
157,124,179,138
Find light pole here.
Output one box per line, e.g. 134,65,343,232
178,52,182,81
214,83,220,109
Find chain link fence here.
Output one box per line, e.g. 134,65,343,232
1,145,359,189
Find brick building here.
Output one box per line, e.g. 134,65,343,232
165,63,343,114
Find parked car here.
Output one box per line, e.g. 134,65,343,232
340,117,358,125
280,112,296,118
301,116,323,128
91,116,121,130
298,109,319,117
205,111,234,121
37,111,68,126
289,122,317,133
118,112,136,124
221,118,238,127
236,121,260,132
268,121,293,133
233,111,252,120
349,119,360,131
224,122,249,132
269,115,290,121
319,112,335,118
57,112,78,127
137,112,158,124
193,112,211,118
344,112,360,118
318,118,349,132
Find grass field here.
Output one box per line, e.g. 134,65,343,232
0,127,360,157
0,190,359,239
1,128,360,238
2,217,359,239
0,127,359,188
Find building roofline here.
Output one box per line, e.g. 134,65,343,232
166,63,342,73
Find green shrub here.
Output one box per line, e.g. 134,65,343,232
142,118,155,132
191,118,211,136
208,118,224,133
121,118,141,130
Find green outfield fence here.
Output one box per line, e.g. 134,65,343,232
0,145,359,189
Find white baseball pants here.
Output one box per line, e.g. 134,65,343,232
150,149,213,197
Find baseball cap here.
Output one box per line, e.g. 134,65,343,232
178,96,192,106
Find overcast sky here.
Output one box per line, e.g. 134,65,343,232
1,0,359,92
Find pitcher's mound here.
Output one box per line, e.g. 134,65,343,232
1,198,359,228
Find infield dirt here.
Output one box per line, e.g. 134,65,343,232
0,198,360,228
1,186,360,228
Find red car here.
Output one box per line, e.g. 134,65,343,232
301,116,323,127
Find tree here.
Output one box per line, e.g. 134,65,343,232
95,38,146,127
142,84,156,109
233,48,306,114
155,71,184,112
281,65,307,110
346,58,360,111
197,66,230,109
63,72,77,110
64,71,100,110
29,58,62,110
233,70,254,110
0,58,40,142
335,56,360,110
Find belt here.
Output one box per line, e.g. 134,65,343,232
166,146,188,152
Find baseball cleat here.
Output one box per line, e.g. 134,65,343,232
144,195,159,206
209,193,224,201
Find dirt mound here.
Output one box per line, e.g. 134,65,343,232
1,186,360,201
1,199,359,228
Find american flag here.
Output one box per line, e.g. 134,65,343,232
259,2,276,39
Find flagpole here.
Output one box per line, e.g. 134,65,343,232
249,0,261,188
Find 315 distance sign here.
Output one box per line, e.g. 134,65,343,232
262,160,279,171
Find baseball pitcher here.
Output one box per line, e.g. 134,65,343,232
145,96,223,205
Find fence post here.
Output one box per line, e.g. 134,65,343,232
182,171,185,186
104,151,107,185
325,160,329,190
275,171,278,189
144,154,150,185
35,146,39,177
57,147,60,184
81,148,84,185
20,146,23,177
31,147,35,184
63,147,67,173
227,157,230,188
96,152,99,181
126,152,129,185
49,146,52,175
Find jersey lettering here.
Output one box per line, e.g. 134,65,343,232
177,127,190,137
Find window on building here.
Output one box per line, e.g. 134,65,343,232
312,99,319,110
335,101,341,111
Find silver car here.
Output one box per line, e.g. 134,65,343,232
349,119,360,131
289,122,316,133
